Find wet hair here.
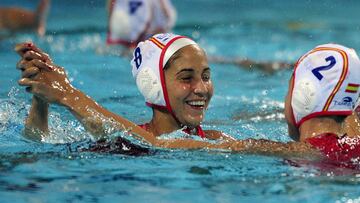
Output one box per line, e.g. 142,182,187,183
82,136,152,156
164,47,183,70
164,44,204,70
333,116,346,123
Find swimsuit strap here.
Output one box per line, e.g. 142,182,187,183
138,123,150,131
182,125,206,138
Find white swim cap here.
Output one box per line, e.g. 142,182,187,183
131,33,197,114
290,43,360,127
355,96,360,114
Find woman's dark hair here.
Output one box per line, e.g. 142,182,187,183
163,47,184,70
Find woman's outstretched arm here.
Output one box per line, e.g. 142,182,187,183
208,55,292,74
15,42,157,144
155,137,321,159
15,42,320,160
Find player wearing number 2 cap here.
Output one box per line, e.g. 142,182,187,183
284,43,360,164
290,44,360,128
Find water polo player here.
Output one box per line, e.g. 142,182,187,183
15,33,318,157
107,0,176,47
284,43,360,163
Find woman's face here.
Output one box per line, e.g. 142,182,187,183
164,45,214,127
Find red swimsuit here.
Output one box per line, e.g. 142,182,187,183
306,133,360,166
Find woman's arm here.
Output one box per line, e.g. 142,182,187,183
208,55,291,74
14,43,320,159
24,96,49,141
0,0,49,36
155,138,321,159
15,43,157,145
16,45,51,141
34,0,50,36
204,129,236,141
58,86,157,144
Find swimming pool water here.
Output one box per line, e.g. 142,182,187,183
1,0,360,202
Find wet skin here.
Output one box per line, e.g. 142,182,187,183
284,75,360,141
165,45,214,128
14,42,322,159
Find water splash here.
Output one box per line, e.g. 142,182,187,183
0,87,28,137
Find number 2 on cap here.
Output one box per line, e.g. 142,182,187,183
311,56,336,80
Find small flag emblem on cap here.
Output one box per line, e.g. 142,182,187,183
345,83,359,93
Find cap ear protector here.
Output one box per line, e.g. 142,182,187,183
131,33,197,117
292,77,319,116
135,66,163,105
289,43,360,128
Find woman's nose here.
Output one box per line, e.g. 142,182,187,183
193,79,207,95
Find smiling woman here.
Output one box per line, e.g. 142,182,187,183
164,46,213,128
15,33,319,158
131,34,216,138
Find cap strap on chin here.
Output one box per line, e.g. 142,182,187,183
158,36,196,124
146,102,168,111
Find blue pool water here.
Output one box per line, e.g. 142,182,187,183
1,0,360,202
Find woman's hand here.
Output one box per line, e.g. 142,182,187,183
15,42,76,105
14,43,158,143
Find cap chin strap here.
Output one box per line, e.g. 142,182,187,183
146,101,182,127
146,102,205,138
156,36,198,130
146,102,168,111
144,36,203,137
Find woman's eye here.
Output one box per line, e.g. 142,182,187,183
202,73,210,81
181,76,192,81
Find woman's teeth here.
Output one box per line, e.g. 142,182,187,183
187,101,205,106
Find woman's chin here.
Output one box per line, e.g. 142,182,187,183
182,115,204,127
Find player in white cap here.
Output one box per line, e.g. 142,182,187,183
14,34,319,157
105,0,289,73
284,44,360,163
106,0,176,48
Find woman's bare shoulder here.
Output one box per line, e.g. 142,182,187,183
204,129,235,141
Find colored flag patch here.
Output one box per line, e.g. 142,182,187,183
345,83,359,93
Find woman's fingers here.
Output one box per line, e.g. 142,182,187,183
32,59,54,71
15,42,52,63
15,42,40,56
15,42,43,55
18,78,37,87
22,67,40,78
23,50,45,61
25,50,52,63
14,42,33,56
18,78,42,94
17,59,54,72
16,59,27,70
